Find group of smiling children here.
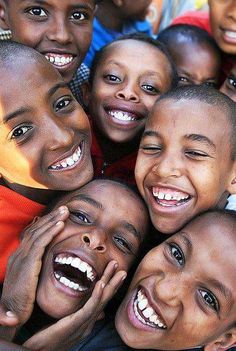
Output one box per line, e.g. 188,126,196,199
0,0,236,350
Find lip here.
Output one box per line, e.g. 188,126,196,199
48,142,83,172
220,27,236,44
127,285,167,332
41,49,78,73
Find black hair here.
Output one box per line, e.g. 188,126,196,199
153,85,236,160
158,24,221,59
185,208,236,230
89,32,178,89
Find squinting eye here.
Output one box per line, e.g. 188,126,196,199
199,289,219,312
28,7,47,16
55,97,73,112
178,76,189,83
169,243,185,266
11,126,32,139
105,74,121,83
204,81,217,88
70,12,86,21
142,84,160,94
70,211,90,223
114,235,133,254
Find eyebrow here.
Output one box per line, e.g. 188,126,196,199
48,82,70,98
179,232,193,253
185,134,216,149
208,279,233,307
70,194,103,210
122,222,141,241
21,0,93,7
1,107,32,125
142,130,160,138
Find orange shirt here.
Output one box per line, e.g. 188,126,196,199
0,186,45,282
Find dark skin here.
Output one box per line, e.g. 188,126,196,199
0,207,126,351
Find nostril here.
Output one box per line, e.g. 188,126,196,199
83,235,90,244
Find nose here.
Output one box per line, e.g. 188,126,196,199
152,150,183,178
155,273,186,307
226,2,236,22
47,119,75,151
115,83,140,102
82,229,107,253
46,17,72,44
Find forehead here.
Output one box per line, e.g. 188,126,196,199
148,98,231,137
8,0,96,8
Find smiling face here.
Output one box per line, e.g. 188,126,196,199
116,213,236,350
0,54,93,199
220,64,236,102
208,0,236,55
135,98,236,234
36,180,149,318
0,0,95,82
171,41,220,87
88,39,173,144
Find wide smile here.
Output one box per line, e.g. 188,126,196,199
132,287,167,330
44,53,75,68
53,253,97,294
108,109,138,122
221,28,236,43
49,144,82,171
152,187,191,208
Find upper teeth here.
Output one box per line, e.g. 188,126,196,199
51,146,81,170
55,273,87,292
225,30,236,39
152,190,189,202
134,289,167,329
109,110,136,121
54,255,95,282
45,55,73,66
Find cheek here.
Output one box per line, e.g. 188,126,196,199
74,27,93,53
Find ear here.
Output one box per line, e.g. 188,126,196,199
204,328,236,351
81,81,92,110
0,0,10,30
226,161,236,195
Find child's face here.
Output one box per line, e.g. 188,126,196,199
118,0,151,20
88,40,172,144
171,41,220,87
0,56,93,195
36,180,148,318
0,0,95,82
116,216,236,350
208,0,236,55
135,99,236,234
220,64,236,102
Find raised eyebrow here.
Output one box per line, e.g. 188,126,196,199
185,134,216,149
1,107,31,125
122,222,142,241
70,194,103,210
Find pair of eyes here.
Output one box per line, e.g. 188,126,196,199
26,7,88,21
104,74,161,95
140,144,209,159
168,243,219,313
69,210,135,255
10,96,74,140
178,76,217,88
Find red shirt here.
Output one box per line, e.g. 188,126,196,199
0,186,45,282
90,121,138,184
172,11,235,82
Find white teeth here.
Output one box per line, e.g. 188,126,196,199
45,55,73,66
164,194,172,201
225,30,236,39
54,255,96,283
134,289,167,329
50,146,82,170
109,110,136,121
152,189,189,203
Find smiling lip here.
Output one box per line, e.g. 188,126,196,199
128,286,167,331
53,252,98,297
48,143,83,171
104,104,146,129
221,28,236,44
45,53,75,68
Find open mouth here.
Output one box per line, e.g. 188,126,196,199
53,253,97,293
152,187,191,207
133,287,167,329
49,144,82,171
45,53,75,68
107,109,140,122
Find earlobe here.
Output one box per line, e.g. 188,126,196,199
0,0,10,30
204,330,236,351
226,163,236,195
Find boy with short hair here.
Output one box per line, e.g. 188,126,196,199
0,179,149,350
83,0,152,68
158,24,221,87
0,40,93,283
135,85,236,234
116,209,236,350
0,0,99,104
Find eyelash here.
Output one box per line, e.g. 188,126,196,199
142,84,160,95
104,74,121,83
168,243,185,266
27,7,47,17
70,211,90,224
54,97,74,112
199,289,219,313
228,76,236,89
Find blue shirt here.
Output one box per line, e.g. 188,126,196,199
84,17,152,68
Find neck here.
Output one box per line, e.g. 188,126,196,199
95,3,124,31
0,178,58,205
